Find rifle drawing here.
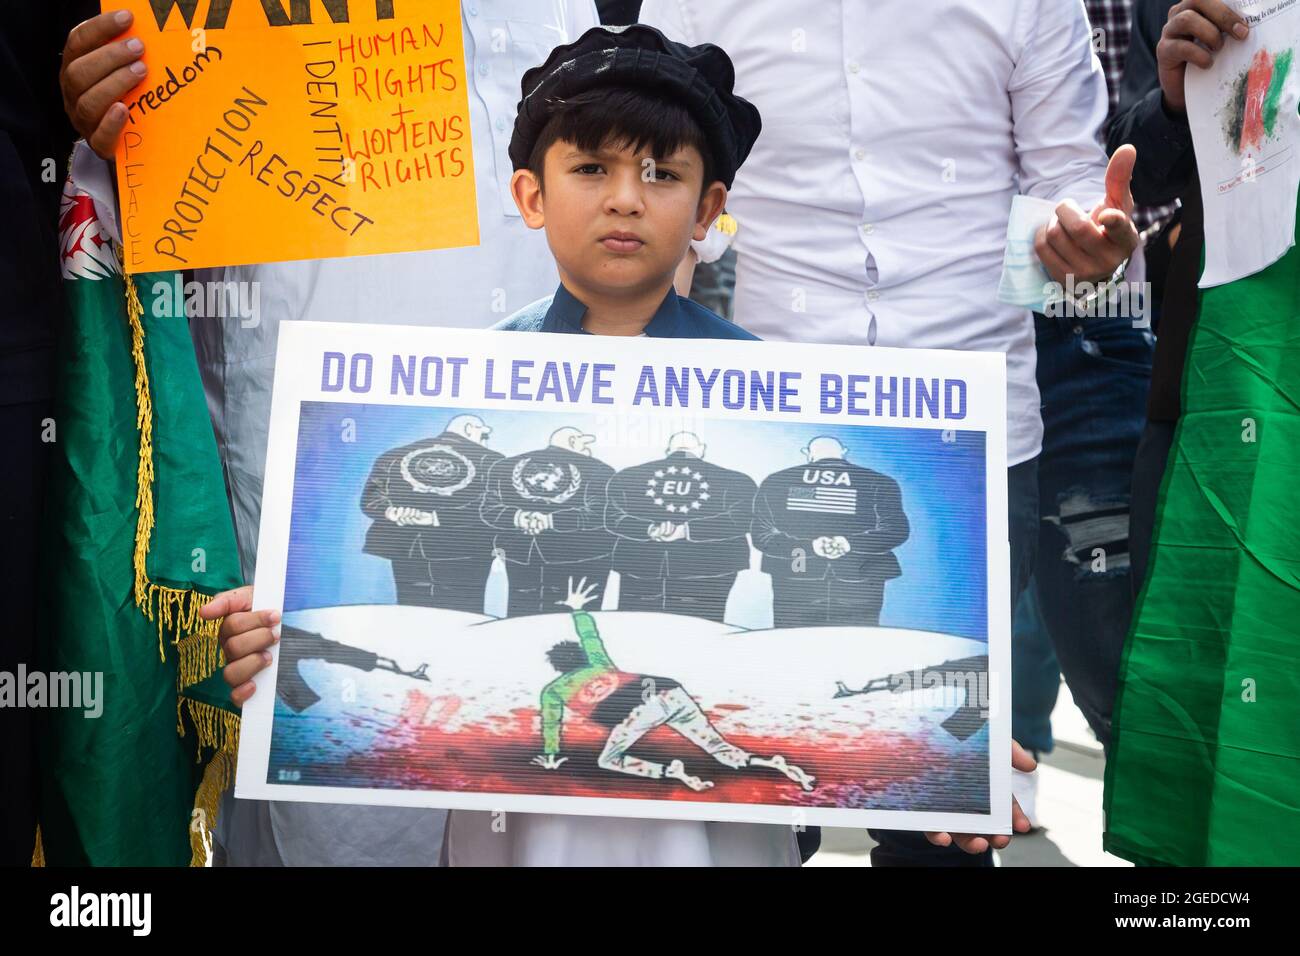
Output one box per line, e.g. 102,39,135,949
833,654,990,741
277,624,430,712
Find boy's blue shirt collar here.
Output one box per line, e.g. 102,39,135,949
541,283,687,338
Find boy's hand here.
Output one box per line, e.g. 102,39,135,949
200,585,280,707
924,740,1036,853
61,10,148,159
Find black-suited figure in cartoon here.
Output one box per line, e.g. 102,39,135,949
605,432,756,622
481,426,616,616
361,414,503,612
753,436,910,627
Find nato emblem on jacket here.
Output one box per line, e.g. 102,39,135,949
360,415,503,611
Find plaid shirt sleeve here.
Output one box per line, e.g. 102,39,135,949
1083,0,1178,235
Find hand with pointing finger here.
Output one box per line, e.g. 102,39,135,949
1034,145,1140,287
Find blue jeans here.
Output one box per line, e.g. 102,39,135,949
1025,313,1153,752
1011,578,1060,754
868,458,1039,867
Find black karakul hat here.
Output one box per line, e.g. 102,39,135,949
508,24,762,189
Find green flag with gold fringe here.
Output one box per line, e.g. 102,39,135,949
1104,200,1300,866
37,174,241,866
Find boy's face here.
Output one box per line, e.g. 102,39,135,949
511,139,727,301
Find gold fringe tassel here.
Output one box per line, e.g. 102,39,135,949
177,629,227,692
176,695,241,754
122,266,163,660
122,265,226,684
119,256,241,866
31,826,44,867
179,697,241,867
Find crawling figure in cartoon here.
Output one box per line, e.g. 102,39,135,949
532,577,816,793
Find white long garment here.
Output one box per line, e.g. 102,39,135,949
74,0,600,867
448,812,799,867
640,0,1113,465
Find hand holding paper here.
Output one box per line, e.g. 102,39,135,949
1183,0,1300,286
1156,0,1250,114
925,740,1037,854
60,10,147,159
84,0,480,273
199,585,279,708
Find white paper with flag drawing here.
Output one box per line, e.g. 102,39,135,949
235,321,1011,834
1187,0,1300,287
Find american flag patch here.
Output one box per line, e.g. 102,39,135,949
786,486,858,515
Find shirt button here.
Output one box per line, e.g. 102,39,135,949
479,63,490,76
469,6,478,15
848,61,860,74
862,223,876,235
867,291,881,302
495,117,507,131
854,148,866,161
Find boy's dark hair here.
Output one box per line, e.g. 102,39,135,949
526,85,716,194
546,640,590,673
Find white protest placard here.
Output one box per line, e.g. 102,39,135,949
1187,0,1300,287
236,322,1010,834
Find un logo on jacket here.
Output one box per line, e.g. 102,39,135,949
481,430,616,567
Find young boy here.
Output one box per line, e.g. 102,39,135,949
449,23,797,865
211,24,1032,866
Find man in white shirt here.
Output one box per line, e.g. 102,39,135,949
639,0,1139,864
59,0,601,865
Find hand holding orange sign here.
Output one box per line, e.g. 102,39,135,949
108,0,479,273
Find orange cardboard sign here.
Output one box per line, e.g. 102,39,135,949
111,0,479,273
